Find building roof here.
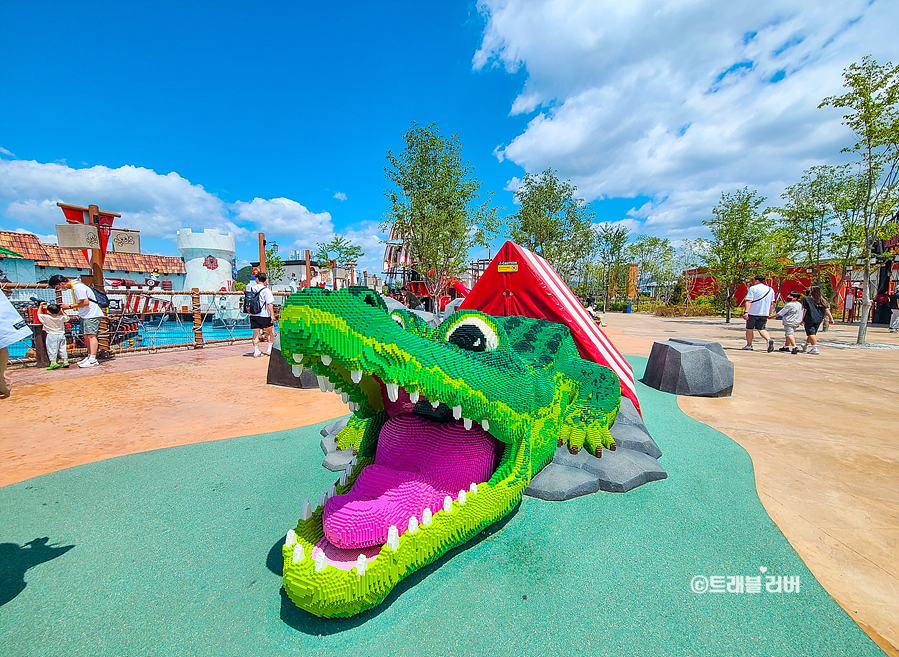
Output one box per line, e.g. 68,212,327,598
0,231,51,262
39,245,186,274
0,230,185,274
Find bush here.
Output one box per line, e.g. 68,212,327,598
653,305,719,317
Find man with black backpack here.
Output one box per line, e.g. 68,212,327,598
246,272,275,357
49,274,105,367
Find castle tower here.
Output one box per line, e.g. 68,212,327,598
176,228,236,291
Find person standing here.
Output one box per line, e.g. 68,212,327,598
48,275,104,368
741,274,776,352
775,291,804,353
800,285,835,355
889,287,899,333
1,290,32,398
37,302,70,369
249,272,276,357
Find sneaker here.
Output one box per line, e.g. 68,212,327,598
778,346,790,352
792,347,800,354
767,339,775,353
808,346,820,355
801,344,808,353
47,363,61,370
253,350,262,358
62,362,70,368
741,345,753,350
78,359,98,368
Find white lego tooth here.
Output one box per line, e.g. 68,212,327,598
342,392,349,404
339,471,348,486
292,354,304,363
350,456,357,466
335,387,342,395
349,402,358,412
355,554,367,577
422,507,433,526
321,354,332,366
463,418,473,430
458,489,467,505
346,462,354,477
314,551,327,572
291,543,305,563
319,491,328,508
385,383,399,402
443,496,453,514
327,381,334,392
317,376,327,392
386,525,400,551
469,482,478,495
408,515,419,534
409,390,420,403
351,370,363,383
452,405,462,420
431,399,440,409
301,500,313,521
328,483,336,498
291,364,303,377
285,529,297,546
481,419,489,431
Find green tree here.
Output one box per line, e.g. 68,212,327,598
265,248,285,284
507,168,598,285
700,187,773,322
827,172,867,303
316,235,365,268
595,223,631,312
382,122,499,299
773,165,851,284
626,234,675,307
820,55,899,343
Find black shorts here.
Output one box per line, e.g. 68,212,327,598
250,315,273,330
804,322,819,336
746,314,768,330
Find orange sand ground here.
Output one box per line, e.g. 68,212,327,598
2,319,897,654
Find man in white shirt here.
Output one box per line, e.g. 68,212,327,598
741,274,775,352
249,272,276,357
49,274,104,367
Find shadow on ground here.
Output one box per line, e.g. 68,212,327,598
271,504,521,635
0,537,74,607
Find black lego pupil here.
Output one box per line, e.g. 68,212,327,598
448,325,487,352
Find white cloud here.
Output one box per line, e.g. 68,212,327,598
0,146,14,157
0,159,336,252
476,0,898,237
333,192,347,201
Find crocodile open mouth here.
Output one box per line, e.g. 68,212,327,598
312,376,505,570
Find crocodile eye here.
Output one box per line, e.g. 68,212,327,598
391,313,405,328
446,317,498,352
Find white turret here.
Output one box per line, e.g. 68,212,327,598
176,229,236,292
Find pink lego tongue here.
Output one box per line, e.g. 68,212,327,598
322,412,503,549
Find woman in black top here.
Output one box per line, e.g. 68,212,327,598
800,285,834,355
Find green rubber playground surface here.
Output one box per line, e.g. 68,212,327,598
0,356,883,656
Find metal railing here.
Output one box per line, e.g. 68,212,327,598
1,284,290,366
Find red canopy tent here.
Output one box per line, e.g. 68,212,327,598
460,241,641,415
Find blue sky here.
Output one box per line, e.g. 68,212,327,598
1,0,895,273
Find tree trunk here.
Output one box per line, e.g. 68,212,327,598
856,259,871,345
725,285,732,323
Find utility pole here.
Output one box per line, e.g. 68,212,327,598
258,233,267,274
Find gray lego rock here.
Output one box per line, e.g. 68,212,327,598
524,463,600,501
320,417,353,471
609,396,662,458
524,444,667,500
409,309,439,328
669,337,727,358
643,339,734,397
580,447,668,493
266,342,319,389
443,298,465,317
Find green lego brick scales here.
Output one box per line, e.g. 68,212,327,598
278,286,620,617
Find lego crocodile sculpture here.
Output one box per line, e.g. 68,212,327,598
277,286,622,617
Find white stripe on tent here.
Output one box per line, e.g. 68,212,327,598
519,248,636,390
